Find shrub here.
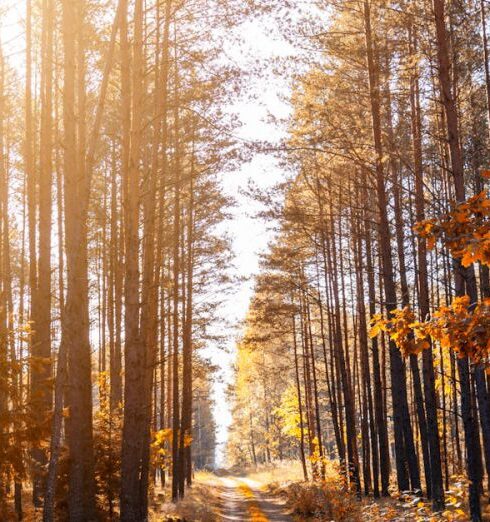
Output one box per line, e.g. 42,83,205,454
285,481,361,521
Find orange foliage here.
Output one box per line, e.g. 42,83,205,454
369,308,429,357
430,297,490,363
414,191,490,267
283,469,361,522
369,297,490,365
370,194,490,366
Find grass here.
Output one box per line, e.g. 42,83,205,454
147,461,490,521
230,460,306,489
151,463,302,521
150,471,221,522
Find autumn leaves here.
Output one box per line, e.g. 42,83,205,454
370,193,490,365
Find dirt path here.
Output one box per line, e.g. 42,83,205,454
218,476,292,522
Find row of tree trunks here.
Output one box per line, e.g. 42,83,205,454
363,0,420,495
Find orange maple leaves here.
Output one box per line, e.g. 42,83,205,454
370,189,490,365
414,191,490,267
369,308,430,357
369,298,490,365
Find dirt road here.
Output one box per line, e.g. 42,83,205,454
218,476,292,522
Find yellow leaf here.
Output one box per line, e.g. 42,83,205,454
369,324,381,338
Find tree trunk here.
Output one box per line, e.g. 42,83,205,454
433,0,483,518
61,0,97,518
363,0,420,493
120,0,146,517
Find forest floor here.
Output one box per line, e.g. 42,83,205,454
153,465,299,521
152,462,490,521
153,468,294,521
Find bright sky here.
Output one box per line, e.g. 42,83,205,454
209,19,293,465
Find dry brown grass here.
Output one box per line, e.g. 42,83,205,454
286,481,362,521
232,460,361,521
150,471,221,522
231,460,305,490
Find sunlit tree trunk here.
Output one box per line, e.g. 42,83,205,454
408,21,445,510
171,25,183,499
32,0,55,505
120,0,146,516
179,142,194,493
61,0,96,518
292,313,308,480
25,0,41,506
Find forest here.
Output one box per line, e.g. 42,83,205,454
1,0,490,521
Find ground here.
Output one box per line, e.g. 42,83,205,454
153,464,300,521
152,463,490,521
11,464,490,520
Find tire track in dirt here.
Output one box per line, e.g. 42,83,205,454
218,477,292,521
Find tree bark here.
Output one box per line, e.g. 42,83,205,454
433,0,483,518
61,0,97,518
363,0,420,493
